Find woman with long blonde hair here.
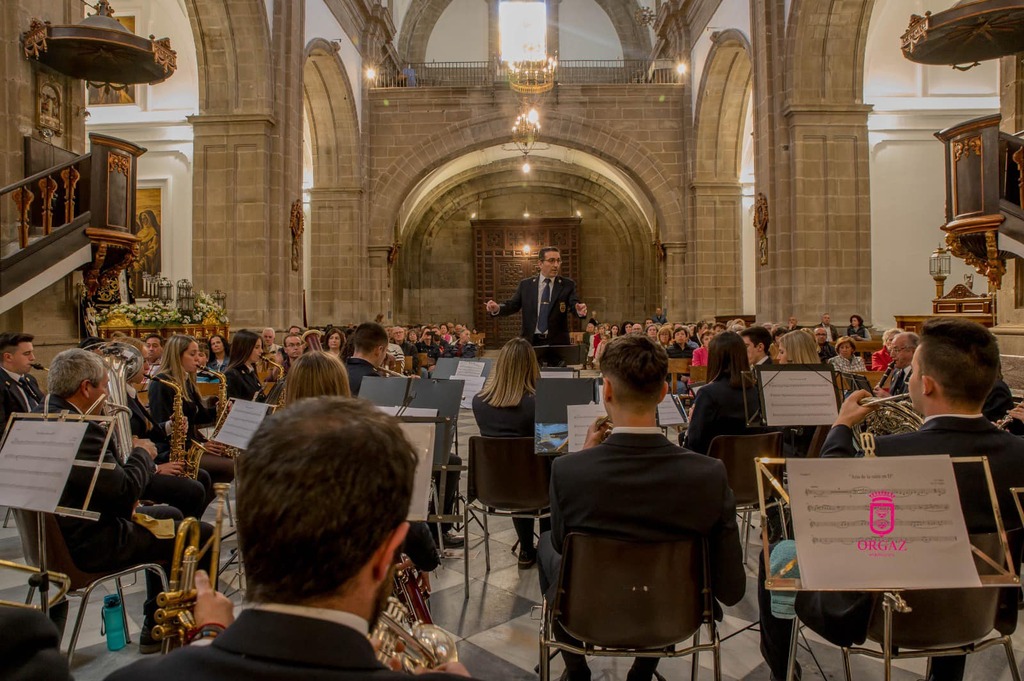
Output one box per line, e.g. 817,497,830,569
776,329,821,365
146,334,234,484
283,351,351,403
472,337,546,568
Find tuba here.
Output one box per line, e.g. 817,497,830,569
97,342,144,464
152,483,230,652
371,596,458,672
156,377,202,479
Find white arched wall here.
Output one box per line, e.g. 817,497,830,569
85,0,200,286
865,0,999,329
426,0,488,61
688,0,751,112
305,0,363,126
559,0,622,60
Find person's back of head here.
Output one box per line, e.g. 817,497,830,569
916,318,998,409
779,329,820,364
237,397,416,605
284,351,351,403
707,331,749,388
599,335,668,410
352,322,389,356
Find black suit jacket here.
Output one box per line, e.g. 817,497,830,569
39,395,156,572
548,432,745,607
346,358,379,396
472,393,535,437
0,371,42,428
225,364,264,401
147,375,217,448
106,609,477,681
494,275,584,345
683,377,760,455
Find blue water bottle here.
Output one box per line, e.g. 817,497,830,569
101,594,127,651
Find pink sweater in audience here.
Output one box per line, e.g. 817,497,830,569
691,346,709,367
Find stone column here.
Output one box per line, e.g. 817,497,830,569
367,245,392,323
662,241,687,322
488,0,500,62
546,0,559,58
994,55,1024,351
690,181,743,319
307,187,364,323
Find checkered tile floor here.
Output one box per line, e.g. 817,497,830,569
2,410,1023,680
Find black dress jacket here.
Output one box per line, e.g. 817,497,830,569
346,358,380,396
106,609,479,681
472,393,535,437
225,364,264,401
0,371,42,428
146,374,217,448
548,432,746,607
493,275,585,345
683,376,760,455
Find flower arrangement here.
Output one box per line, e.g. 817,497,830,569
97,292,228,327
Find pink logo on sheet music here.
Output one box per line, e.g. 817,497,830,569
868,491,895,536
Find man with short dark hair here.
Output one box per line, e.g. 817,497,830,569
651,307,667,324
740,326,773,366
141,334,163,388
0,332,42,425
484,246,587,346
538,335,745,681
107,398,474,680
819,313,839,342
281,332,305,373
758,318,1024,681
813,327,837,362
346,322,389,395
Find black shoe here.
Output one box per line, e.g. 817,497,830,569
442,530,464,548
139,626,161,654
517,546,536,569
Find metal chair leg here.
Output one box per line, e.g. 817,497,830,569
463,505,471,599
691,626,701,680
482,511,491,572
225,492,234,528
785,617,800,681
2,507,12,528
115,577,131,645
711,626,721,681
539,602,552,681
842,647,854,681
1004,637,1022,681
742,509,753,564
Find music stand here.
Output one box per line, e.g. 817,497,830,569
756,456,1020,681
431,358,493,380
0,408,119,614
748,364,841,429
535,377,598,455
533,344,583,368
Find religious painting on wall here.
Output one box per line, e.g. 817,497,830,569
86,15,137,106
131,187,162,296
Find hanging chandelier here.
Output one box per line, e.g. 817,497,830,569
508,56,557,94
511,108,541,155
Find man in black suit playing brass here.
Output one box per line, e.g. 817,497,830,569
485,247,588,346
538,335,746,681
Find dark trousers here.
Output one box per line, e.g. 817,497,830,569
537,531,660,681
199,453,234,485
513,516,551,553
143,472,209,520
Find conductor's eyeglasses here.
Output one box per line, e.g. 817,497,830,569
543,257,561,263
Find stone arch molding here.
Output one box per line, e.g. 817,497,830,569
693,30,753,183
303,39,361,188
397,0,652,63
372,112,682,245
183,0,274,115
786,0,876,106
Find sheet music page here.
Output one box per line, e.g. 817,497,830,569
657,394,686,426
459,375,487,409
0,420,88,512
212,400,272,449
540,371,574,379
566,403,607,454
760,368,839,426
376,406,438,418
787,456,980,590
454,361,485,378
399,422,436,521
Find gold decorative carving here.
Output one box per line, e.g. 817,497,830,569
22,19,48,59
1014,147,1023,208
945,230,1005,291
151,35,177,75
38,176,58,235
387,240,401,276
108,153,131,176
289,199,304,272
36,74,63,137
754,192,769,265
61,166,80,224
952,136,982,162
900,13,930,54
83,228,140,297
13,186,35,249
938,283,986,301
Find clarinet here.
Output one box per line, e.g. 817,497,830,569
875,360,896,390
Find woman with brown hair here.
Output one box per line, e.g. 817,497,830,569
683,331,758,455
283,351,351,403
324,327,346,360
775,329,821,365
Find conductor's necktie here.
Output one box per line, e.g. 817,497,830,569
538,278,551,334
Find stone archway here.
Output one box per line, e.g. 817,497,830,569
691,30,753,319
397,0,651,63
786,0,875,107
303,39,364,324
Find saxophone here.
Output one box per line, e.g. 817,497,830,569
198,368,239,459
156,378,203,480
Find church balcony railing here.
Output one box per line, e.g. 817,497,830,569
370,59,683,88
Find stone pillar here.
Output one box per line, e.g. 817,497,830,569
546,0,559,58
690,181,744,319
368,245,392,323
662,241,686,322
307,187,364,323
994,55,1024,351
488,0,500,62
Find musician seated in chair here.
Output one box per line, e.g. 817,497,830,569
41,349,213,653
107,398,474,681
538,335,746,681
758,318,1024,681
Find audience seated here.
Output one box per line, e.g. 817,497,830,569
690,329,713,367
874,332,918,397
871,327,899,371
846,314,870,340
813,327,837,362
827,336,866,373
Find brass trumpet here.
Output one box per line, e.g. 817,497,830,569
372,597,458,672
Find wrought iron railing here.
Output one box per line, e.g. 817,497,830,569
0,153,90,258
371,60,683,88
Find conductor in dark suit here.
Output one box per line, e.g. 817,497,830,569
759,318,1024,681
107,397,476,681
485,247,587,346
0,332,44,427
538,335,746,681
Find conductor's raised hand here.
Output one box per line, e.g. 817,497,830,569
485,300,500,314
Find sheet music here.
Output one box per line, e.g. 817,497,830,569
760,368,839,426
657,394,686,426
459,375,487,409
212,400,272,449
376,406,438,418
541,371,575,379
566,403,607,454
454,361,485,378
399,422,435,521
0,421,88,512
787,456,980,590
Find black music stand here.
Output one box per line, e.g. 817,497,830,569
534,344,583,368
749,364,841,428
534,377,598,455
432,358,493,380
